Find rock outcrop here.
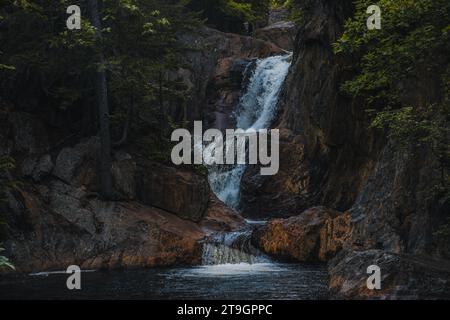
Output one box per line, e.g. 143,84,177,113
3,180,245,273
268,7,290,26
255,21,296,51
201,194,247,234
329,250,450,299
253,207,350,262
0,110,245,273
241,129,309,218
5,187,205,272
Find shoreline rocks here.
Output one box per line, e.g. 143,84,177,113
0,111,245,273
3,184,244,273
329,250,450,299
252,207,350,263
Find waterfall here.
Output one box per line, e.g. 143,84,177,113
207,54,292,210
202,228,269,265
201,54,292,266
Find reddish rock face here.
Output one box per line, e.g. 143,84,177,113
3,186,207,273
3,186,246,273
79,202,206,270
319,212,351,261
0,110,248,273
253,207,350,262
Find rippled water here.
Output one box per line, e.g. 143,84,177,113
0,263,329,300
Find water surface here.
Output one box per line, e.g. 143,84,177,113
0,263,329,300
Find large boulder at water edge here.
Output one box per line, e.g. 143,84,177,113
4,185,205,272
252,207,351,262
3,183,247,273
0,112,243,272
328,250,450,299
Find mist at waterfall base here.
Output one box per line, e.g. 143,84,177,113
0,54,329,300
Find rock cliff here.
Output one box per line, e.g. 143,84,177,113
242,0,450,298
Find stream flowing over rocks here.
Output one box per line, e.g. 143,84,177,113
194,50,330,300
206,54,291,210
1,2,449,300
201,53,294,265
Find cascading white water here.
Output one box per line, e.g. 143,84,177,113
207,54,292,209
201,54,292,266
202,229,269,265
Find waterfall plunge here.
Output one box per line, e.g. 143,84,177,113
207,54,292,210
201,54,292,266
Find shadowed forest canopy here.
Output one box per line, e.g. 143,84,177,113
0,0,200,136
0,0,275,145
0,0,207,199
187,0,271,33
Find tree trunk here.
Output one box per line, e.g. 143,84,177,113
113,98,133,147
88,0,114,200
158,71,166,141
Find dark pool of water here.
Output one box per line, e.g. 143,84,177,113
0,263,329,300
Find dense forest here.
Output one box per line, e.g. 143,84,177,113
0,0,449,299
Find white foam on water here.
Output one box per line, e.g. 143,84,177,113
178,263,289,276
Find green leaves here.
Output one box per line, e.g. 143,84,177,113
223,1,254,22
0,64,16,71
118,0,140,13
335,0,450,200
335,0,450,107
188,0,270,33
0,247,14,271
1,0,199,135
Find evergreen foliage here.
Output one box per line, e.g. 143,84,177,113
334,0,450,234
